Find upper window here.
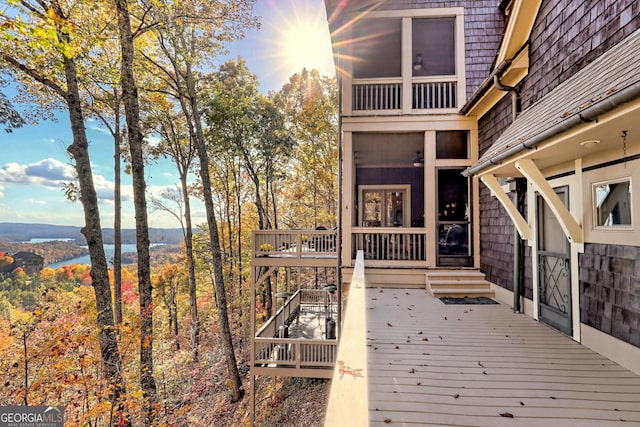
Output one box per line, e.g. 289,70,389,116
436,131,468,159
412,18,456,77
352,18,401,79
593,179,632,228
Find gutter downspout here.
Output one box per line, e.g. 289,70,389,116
460,59,512,115
493,71,524,314
336,73,343,334
493,74,521,124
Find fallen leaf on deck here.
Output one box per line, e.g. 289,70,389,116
384,419,392,424
499,412,514,418
453,394,460,399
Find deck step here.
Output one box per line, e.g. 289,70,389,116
426,270,494,298
343,268,426,288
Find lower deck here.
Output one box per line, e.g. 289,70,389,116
364,288,640,426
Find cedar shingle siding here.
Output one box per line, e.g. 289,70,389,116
580,243,640,347
478,0,640,347
523,0,640,109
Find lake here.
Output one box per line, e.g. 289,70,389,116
46,243,163,269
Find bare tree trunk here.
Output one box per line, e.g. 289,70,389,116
187,73,244,402
171,285,179,348
114,0,157,420
180,173,199,360
63,56,129,426
113,110,123,326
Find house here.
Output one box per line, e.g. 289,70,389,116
12,251,44,276
459,0,640,369
249,0,640,422
322,0,640,378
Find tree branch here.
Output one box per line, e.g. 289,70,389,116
0,55,68,99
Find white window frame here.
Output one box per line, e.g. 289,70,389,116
592,177,633,230
358,184,411,227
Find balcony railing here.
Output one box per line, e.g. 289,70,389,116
352,77,457,112
352,227,426,262
412,79,457,109
253,229,337,259
352,79,402,111
253,289,337,378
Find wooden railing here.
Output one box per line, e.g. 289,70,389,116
253,229,337,259
352,79,402,111
253,288,337,377
255,289,328,339
412,78,457,109
325,250,368,426
352,227,426,262
351,77,457,112
254,338,337,369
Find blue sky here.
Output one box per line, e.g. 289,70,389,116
0,0,335,229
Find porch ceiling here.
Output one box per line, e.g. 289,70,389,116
353,132,424,168
482,100,640,178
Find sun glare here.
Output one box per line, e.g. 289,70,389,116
271,2,335,80
282,20,333,74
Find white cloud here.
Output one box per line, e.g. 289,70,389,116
92,173,133,203
0,158,136,204
0,158,75,186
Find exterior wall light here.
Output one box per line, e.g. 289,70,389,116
413,151,424,167
580,139,600,148
413,53,423,70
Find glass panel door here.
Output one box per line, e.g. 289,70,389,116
537,187,572,335
363,190,382,227
436,168,471,266
361,188,408,227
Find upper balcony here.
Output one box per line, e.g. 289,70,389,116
336,9,466,116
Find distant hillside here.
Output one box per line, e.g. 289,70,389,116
0,222,186,244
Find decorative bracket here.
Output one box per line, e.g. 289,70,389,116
515,159,583,244
481,174,532,240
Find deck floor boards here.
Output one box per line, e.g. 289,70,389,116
365,289,640,426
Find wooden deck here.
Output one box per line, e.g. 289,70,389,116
365,288,640,426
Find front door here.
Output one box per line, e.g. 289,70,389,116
436,168,471,267
536,187,572,335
